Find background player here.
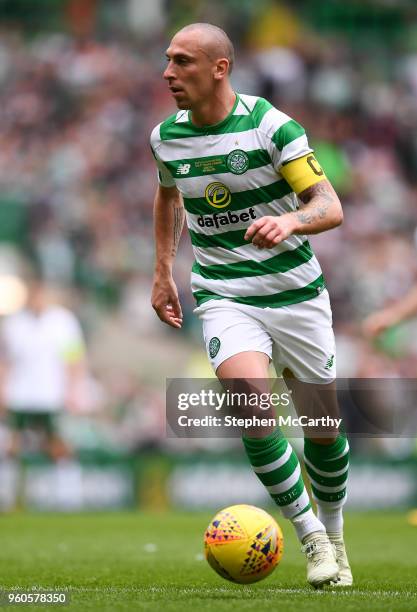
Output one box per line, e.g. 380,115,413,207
0,276,86,462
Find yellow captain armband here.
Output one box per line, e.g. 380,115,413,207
62,341,85,364
279,154,326,194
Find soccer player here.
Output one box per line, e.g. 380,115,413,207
0,276,86,460
363,286,417,527
151,23,351,588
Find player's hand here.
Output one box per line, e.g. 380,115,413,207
244,214,296,249
362,309,398,338
151,274,183,328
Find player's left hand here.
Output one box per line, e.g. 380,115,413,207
244,214,296,249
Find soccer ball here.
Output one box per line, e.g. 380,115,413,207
204,504,283,584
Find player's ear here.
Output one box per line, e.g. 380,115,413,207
213,58,229,80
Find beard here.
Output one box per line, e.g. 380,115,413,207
174,98,191,110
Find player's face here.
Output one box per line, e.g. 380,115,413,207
164,33,216,110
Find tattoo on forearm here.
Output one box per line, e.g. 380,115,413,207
297,181,335,226
172,207,184,256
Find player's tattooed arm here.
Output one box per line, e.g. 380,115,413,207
152,184,184,328
295,179,343,234
245,178,343,249
172,205,185,257
154,185,185,265
297,180,335,223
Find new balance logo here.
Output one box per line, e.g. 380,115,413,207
177,163,191,175
325,355,334,370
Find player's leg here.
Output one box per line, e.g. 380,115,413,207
196,301,335,586
42,414,71,462
5,411,32,510
285,375,351,586
217,352,323,535
217,352,337,587
304,432,351,586
272,290,352,585
6,411,23,458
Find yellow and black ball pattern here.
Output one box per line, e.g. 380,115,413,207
204,504,283,584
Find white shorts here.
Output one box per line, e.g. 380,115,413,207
194,290,336,383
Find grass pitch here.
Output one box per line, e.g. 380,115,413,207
0,511,416,611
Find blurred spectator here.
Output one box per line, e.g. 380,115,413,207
0,275,87,460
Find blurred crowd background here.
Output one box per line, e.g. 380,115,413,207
0,0,417,511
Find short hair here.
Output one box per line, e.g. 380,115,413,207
177,23,235,74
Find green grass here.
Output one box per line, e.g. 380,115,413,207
0,511,417,611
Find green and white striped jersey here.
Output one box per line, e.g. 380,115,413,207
150,93,325,308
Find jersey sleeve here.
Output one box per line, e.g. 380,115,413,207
262,106,313,170
261,105,326,194
150,124,176,188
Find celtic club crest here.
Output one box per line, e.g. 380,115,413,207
209,337,221,358
226,149,249,175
